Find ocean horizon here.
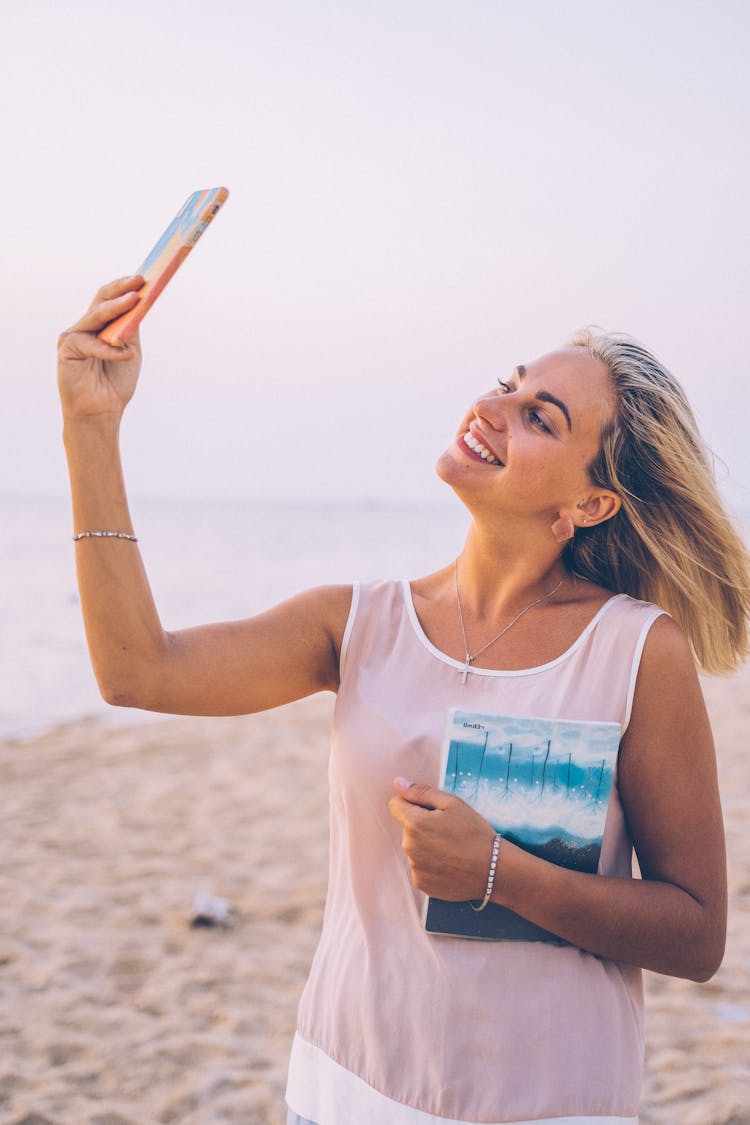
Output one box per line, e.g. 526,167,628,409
1,493,468,741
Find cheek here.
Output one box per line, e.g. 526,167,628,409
512,444,582,495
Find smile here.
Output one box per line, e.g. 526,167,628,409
461,432,502,466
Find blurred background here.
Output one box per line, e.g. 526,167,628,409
2,0,749,733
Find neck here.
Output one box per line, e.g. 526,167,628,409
456,521,568,619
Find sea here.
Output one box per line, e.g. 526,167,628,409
0,494,469,741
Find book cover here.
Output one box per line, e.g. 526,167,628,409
423,708,621,941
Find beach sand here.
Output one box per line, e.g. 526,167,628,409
1,671,748,1125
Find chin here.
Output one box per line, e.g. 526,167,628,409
434,449,474,508
435,447,460,486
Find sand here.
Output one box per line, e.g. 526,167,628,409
1,671,748,1125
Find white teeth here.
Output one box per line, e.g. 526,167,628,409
462,432,500,465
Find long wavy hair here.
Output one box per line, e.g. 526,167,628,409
566,329,749,675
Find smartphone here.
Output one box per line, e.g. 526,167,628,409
98,186,229,347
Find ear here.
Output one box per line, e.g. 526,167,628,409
575,490,621,528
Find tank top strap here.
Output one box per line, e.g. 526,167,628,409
574,593,667,734
338,578,406,680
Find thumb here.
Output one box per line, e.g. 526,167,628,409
393,777,450,811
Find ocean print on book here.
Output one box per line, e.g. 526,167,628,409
423,708,621,941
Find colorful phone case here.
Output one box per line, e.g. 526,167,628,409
98,186,229,347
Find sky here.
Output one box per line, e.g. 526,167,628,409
4,0,749,510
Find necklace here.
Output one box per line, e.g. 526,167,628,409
454,560,564,684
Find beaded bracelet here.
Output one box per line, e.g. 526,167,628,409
470,833,502,912
73,530,138,542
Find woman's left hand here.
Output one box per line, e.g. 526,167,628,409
388,778,497,901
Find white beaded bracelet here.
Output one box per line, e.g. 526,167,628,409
471,833,502,912
73,530,138,542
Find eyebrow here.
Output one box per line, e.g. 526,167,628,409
514,365,572,432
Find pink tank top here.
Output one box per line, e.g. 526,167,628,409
287,580,665,1124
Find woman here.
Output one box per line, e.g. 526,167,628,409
58,276,749,1125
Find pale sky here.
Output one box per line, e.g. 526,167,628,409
4,0,749,510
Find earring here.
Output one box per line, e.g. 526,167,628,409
551,514,575,543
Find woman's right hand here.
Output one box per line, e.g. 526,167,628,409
57,275,146,421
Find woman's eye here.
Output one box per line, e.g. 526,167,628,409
529,409,551,433
495,378,552,434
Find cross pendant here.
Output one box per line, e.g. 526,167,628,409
461,656,472,685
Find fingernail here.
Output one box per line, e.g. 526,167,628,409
395,777,412,790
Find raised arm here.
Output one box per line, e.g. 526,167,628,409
58,276,351,716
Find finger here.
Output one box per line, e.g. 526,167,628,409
387,794,422,825
58,329,136,363
72,289,143,334
93,275,145,303
393,778,451,811
387,794,408,824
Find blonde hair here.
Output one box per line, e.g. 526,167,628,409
567,329,750,675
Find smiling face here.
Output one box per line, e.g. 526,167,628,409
437,347,620,531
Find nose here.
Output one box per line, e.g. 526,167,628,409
473,390,506,432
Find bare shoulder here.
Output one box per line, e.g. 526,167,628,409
228,582,357,701
286,583,356,644
238,582,356,674
622,612,711,767
632,612,702,707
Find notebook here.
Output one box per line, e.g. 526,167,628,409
423,707,621,941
